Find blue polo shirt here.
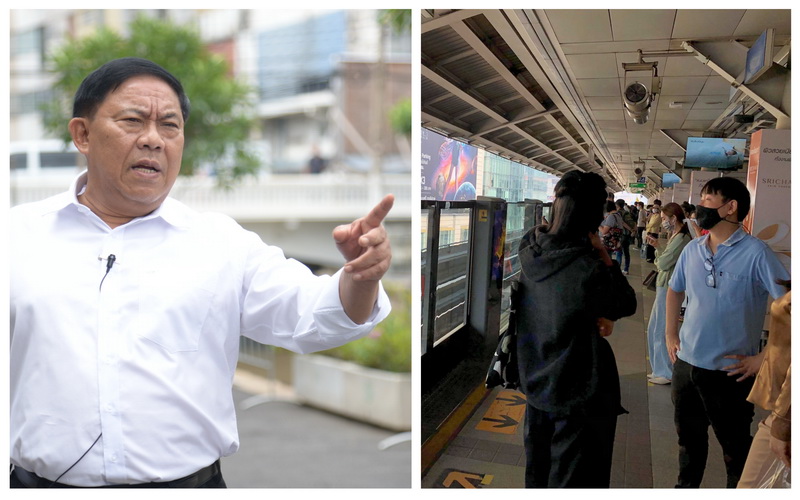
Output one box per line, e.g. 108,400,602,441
669,228,789,371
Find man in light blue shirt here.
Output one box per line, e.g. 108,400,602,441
665,177,789,488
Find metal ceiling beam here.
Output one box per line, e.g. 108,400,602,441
682,41,789,123
421,9,483,34
421,65,506,123
447,18,587,172
449,20,548,113
493,9,624,190
422,113,560,175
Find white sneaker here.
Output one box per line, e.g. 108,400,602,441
649,376,671,385
647,373,654,379
622,270,629,275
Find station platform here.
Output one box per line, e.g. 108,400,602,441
221,371,411,488
421,243,767,488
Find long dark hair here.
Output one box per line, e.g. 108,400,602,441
541,171,607,242
661,202,690,237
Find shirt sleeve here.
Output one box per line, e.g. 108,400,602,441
239,233,391,354
755,245,791,299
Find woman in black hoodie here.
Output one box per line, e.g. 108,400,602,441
517,171,637,488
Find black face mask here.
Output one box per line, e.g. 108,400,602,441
695,202,732,230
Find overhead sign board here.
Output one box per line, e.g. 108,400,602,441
629,183,647,189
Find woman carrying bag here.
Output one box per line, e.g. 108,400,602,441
645,203,692,385
516,171,636,488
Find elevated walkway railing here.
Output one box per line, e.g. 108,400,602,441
10,173,411,222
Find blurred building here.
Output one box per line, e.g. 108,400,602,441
9,9,412,276
10,9,411,173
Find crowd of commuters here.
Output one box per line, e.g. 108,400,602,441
514,175,790,489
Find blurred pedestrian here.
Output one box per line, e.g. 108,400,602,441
636,201,648,249
645,204,662,262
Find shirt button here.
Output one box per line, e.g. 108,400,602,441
105,404,114,412
110,454,118,462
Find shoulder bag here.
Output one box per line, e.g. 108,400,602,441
642,269,658,291
485,281,520,390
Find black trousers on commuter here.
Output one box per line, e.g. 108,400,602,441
523,402,617,488
619,235,631,271
636,227,645,248
671,358,755,488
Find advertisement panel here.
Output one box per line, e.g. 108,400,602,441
421,128,478,201
743,129,791,261
688,171,721,205
672,183,690,205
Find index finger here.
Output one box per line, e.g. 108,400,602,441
362,194,395,229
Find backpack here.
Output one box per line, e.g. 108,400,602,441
602,213,624,252
621,210,636,236
603,226,623,253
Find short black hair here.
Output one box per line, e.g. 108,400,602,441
701,176,751,221
72,57,190,122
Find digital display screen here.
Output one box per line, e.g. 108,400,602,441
662,172,681,188
684,137,746,169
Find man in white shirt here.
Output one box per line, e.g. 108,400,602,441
9,57,394,488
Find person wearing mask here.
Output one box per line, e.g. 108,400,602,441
665,177,789,488
600,201,631,273
516,171,637,487
617,199,637,275
636,202,648,249
644,203,691,385
683,204,701,239
645,202,662,263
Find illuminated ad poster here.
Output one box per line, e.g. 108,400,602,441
421,128,478,201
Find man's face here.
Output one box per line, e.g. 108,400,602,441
70,75,184,219
698,192,734,218
699,192,728,211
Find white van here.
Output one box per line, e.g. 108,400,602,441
10,139,84,178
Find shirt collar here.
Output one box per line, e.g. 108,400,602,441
699,227,747,256
719,227,747,247
67,171,190,230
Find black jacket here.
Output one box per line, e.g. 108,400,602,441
516,227,636,416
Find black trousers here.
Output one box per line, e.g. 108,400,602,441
671,358,755,488
619,235,631,271
636,227,645,248
523,402,617,488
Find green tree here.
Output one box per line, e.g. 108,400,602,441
380,9,411,34
380,9,411,138
42,15,259,186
